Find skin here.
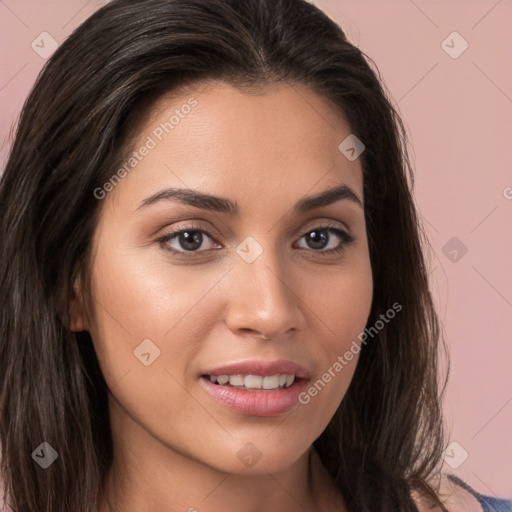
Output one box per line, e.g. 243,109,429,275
72,80,375,511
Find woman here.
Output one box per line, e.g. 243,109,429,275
0,0,510,511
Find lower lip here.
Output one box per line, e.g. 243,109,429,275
199,376,308,417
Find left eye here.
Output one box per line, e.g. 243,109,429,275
295,227,354,252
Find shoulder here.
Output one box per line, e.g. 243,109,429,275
411,472,498,512
443,474,512,512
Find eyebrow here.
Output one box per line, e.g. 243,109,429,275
137,183,363,215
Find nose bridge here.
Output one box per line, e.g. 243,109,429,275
226,238,302,338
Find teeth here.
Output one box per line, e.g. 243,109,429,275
207,373,296,390
262,375,280,389
217,375,229,385
245,375,263,389
228,374,245,387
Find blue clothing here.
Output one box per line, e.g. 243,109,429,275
448,473,512,512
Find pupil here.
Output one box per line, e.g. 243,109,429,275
180,231,202,250
308,230,328,249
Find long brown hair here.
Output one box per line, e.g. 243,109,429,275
0,0,449,510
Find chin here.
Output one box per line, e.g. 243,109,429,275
204,439,311,476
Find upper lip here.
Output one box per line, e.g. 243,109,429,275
201,359,310,380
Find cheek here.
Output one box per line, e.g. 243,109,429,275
296,256,373,411
85,243,236,451
85,241,230,388
305,254,373,351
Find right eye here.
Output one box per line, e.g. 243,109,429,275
157,224,223,257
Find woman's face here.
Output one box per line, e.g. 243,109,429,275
78,80,373,475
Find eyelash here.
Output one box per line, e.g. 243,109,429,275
157,222,355,258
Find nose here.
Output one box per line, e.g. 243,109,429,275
224,249,306,340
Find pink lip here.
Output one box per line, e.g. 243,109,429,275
199,359,311,417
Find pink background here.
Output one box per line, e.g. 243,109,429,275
1,0,511,499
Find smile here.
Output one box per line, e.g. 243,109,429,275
198,359,310,416
206,373,295,390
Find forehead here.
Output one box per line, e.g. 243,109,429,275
140,79,354,157
108,80,363,214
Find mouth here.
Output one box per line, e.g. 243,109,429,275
198,359,310,416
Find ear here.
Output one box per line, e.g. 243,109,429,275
67,275,90,332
